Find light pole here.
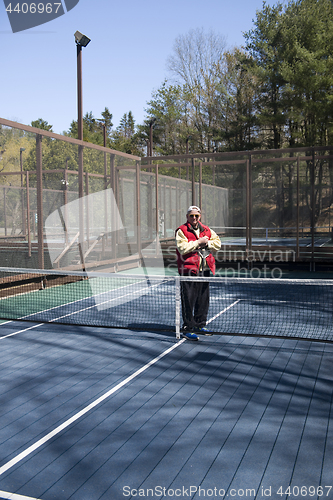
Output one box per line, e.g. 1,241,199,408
149,118,156,157
74,30,90,263
186,136,191,180
0,149,5,173
20,148,25,183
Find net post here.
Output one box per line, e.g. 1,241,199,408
175,276,181,339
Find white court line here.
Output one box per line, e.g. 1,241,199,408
0,277,153,323
0,293,240,342
0,338,185,478
206,299,241,324
0,279,167,340
44,280,164,323
0,323,42,341
0,489,41,500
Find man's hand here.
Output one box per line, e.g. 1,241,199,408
198,236,209,248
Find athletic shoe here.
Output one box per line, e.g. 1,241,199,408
194,327,213,336
181,332,199,341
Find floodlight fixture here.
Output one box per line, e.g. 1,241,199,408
74,30,91,47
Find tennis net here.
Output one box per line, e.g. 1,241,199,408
0,267,332,342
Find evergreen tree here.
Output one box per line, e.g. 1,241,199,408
280,0,333,147
111,111,143,156
244,0,333,148
31,118,53,131
244,2,286,149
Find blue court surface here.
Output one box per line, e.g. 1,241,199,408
0,319,332,500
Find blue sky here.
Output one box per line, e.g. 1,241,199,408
1,0,282,135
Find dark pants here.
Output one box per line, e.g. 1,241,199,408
180,271,210,330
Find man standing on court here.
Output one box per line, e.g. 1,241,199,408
175,205,221,340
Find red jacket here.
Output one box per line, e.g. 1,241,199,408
175,222,216,276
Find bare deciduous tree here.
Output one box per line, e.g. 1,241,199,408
167,27,227,89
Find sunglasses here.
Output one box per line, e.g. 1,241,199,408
189,214,200,218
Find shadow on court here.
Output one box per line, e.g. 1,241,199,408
0,322,331,499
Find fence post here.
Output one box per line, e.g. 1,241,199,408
246,156,252,262
3,188,7,237
63,169,68,245
311,149,315,267
36,134,44,269
155,164,159,253
85,171,89,247
199,162,202,212
110,154,117,259
296,156,300,259
78,144,85,264
191,158,195,206
26,171,31,257
136,160,141,259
